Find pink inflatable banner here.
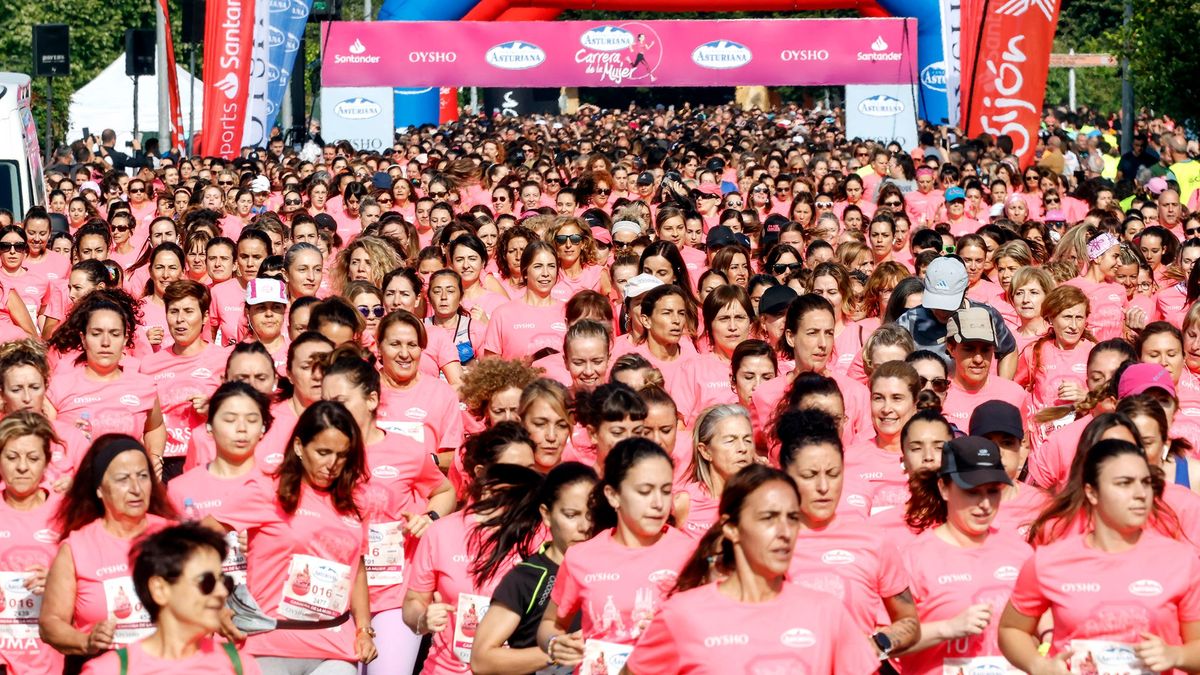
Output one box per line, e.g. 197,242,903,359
321,18,917,88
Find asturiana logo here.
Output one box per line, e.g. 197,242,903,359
858,95,905,117
334,38,381,64
579,25,634,51
334,97,383,120
921,61,948,92
691,40,752,70
485,41,547,70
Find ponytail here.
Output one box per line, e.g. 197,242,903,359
466,463,545,587
904,468,947,531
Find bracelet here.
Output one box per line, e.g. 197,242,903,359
546,635,559,665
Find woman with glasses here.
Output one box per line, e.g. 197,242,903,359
876,184,908,217
545,218,608,299
748,181,772,218
490,184,515,216
0,227,43,331
125,179,156,231
40,434,176,672
305,180,331,218
78,523,262,674
763,244,803,285
107,211,140,270
1040,187,1062,217
343,281,384,349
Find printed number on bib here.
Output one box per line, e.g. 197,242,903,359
581,639,633,675
453,593,491,663
0,572,41,640
365,521,406,586
1068,640,1152,674
278,555,352,622
104,576,154,645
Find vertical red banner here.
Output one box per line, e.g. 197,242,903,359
199,0,255,158
960,0,1061,167
157,0,186,152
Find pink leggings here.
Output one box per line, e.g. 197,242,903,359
359,608,423,675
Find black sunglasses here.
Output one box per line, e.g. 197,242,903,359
594,188,612,196
883,200,903,207
920,376,951,393
613,240,636,250
771,262,802,275
555,234,584,245
218,180,234,186
284,199,302,206
0,242,28,252
196,571,236,596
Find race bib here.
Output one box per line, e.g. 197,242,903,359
103,577,153,645
581,639,632,675
942,656,1022,674
453,593,490,663
0,572,41,640
365,521,406,587
278,555,352,622
378,420,426,443
1068,640,1151,674
223,531,248,586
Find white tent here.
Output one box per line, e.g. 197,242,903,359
67,56,203,146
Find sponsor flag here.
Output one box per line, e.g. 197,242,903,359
242,0,271,147
200,0,255,158
156,0,187,152
959,0,1061,167
264,0,312,134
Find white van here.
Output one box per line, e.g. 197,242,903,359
0,73,46,217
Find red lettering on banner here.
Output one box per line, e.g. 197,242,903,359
960,0,1061,168
200,0,254,158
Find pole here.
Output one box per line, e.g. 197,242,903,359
1068,48,1076,112
189,45,196,155
43,79,52,163
364,0,372,19
1120,0,1134,154
133,77,140,141
156,0,171,154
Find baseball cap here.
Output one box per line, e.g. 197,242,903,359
706,225,749,249
944,186,966,202
250,176,271,193
313,213,337,233
591,226,612,246
1147,176,1169,197
624,273,664,301
922,257,969,311
636,172,655,187
245,278,287,306
940,436,1013,489
371,172,392,190
969,400,1024,440
945,306,996,343
692,184,722,198
758,286,798,316
1118,363,1177,398
705,157,726,173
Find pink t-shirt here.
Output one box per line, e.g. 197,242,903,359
208,279,247,347
967,279,1019,329
376,375,464,452
830,321,868,377
216,479,367,662
1154,283,1188,328
407,511,525,675
786,515,910,634
992,483,1053,540
44,419,90,489
671,353,738,427
1025,414,1089,490
1009,531,1200,659
626,580,879,675
940,377,1028,431
420,328,459,380
897,528,1033,675
608,335,698,395
552,527,695,646
481,300,567,360
47,366,159,441
842,438,909,512
677,481,719,539
65,515,173,643
167,466,270,576
1015,339,1092,448
550,265,604,302
0,269,46,323
138,344,231,458
0,492,63,675
1064,276,1127,341
80,637,262,675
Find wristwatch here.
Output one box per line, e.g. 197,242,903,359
871,631,893,659
357,626,376,638
426,510,441,521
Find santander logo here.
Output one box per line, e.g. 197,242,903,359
334,38,381,64
349,39,366,54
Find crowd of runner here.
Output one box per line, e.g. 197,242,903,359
2,101,1200,674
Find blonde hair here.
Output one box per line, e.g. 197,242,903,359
330,235,406,293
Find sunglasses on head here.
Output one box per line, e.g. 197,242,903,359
357,305,385,318
555,233,584,245
920,376,951,393
0,241,26,252
771,262,802,275
195,571,236,596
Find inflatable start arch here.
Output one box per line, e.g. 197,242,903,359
377,0,956,125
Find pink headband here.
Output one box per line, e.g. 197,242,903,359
1087,232,1119,261
916,168,934,178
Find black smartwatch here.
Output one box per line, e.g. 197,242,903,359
425,510,440,521
871,631,893,659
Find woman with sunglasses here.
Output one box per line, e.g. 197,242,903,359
125,179,156,232
343,281,384,349
107,210,141,271
204,401,377,674
78,523,262,674
673,286,751,426
0,227,37,338
547,217,610,300
40,434,176,672
763,244,803,285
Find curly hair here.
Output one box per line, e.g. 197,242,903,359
329,235,406,293
545,217,599,270
459,357,543,418
0,338,49,385
46,288,142,358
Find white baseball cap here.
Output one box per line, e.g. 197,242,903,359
245,278,287,306
623,273,664,301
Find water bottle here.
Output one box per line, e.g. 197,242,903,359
76,412,92,438
183,498,201,522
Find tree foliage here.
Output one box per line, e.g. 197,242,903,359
1124,0,1200,131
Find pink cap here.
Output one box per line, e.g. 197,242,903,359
1118,363,1177,398
916,167,935,178
1147,177,1169,196
591,226,612,245
695,183,722,197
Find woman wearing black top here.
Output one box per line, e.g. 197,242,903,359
470,462,598,674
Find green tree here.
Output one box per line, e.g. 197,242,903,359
1124,0,1200,130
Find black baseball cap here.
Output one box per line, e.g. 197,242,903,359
969,400,1024,440
758,285,797,316
705,225,749,250
940,436,1013,489
636,172,655,187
